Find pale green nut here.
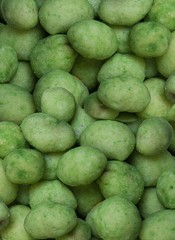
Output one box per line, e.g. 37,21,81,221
33,69,89,111
3,148,45,184
84,92,119,120
29,180,77,209
0,201,10,231
156,169,175,209
97,53,146,82
70,105,96,142
20,112,76,153
10,61,37,92
111,25,131,54
24,202,77,239
98,0,153,26
42,152,64,180
1,0,38,30
67,19,118,60
39,0,94,34
139,210,175,240
0,45,18,83
129,150,175,187
87,0,101,15
41,87,76,122
30,34,77,78
0,84,36,124
56,218,91,240
0,121,26,159
71,55,103,90
86,196,141,240
35,0,45,8
0,24,46,61
147,0,175,31
136,117,173,156
97,161,144,204
80,120,135,161
130,21,171,58
57,146,107,186
97,76,150,113
137,78,174,120
71,182,104,217
138,187,165,219
1,205,34,240
0,159,18,205
157,31,175,77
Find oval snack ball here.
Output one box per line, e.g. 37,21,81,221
57,146,107,186
80,120,135,161
67,20,117,60
39,0,94,34
30,34,77,78
130,21,171,58
24,202,77,239
139,209,175,240
0,121,26,159
86,196,141,240
136,117,173,156
98,0,153,26
156,169,175,209
0,200,10,231
41,87,76,122
20,113,76,153
1,0,38,30
3,148,45,184
0,45,18,83
29,180,77,209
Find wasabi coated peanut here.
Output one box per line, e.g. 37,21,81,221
42,152,64,180
0,24,46,61
139,210,175,240
1,205,34,240
0,121,26,158
10,61,37,92
24,202,77,239
30,34,77,78
33,69,89,111
71,182,104,217
3,148,45,184
165,74,175,103
70,105,96,141
130,21,171,58
0,45,18,83
0,201,10,231
67,20,118,60
0,84,36,124
84,92,119,120
57,146,107,186
137,78,174,120
41,87,76,122
71,56,103,90
147,0,175,31
138,187,165,218
129,150,175,186
97,76,151,113
56,218,91,240
98,0,153,26
97,53,146,82
21,112,76,153
156,31,175,77
86,196,141,240
39,0,94,34
1,0,38,30
156,169,175,209
88,0,101,15
97,161,144,204
0,159,18,205
80,120,135,160
136,117,173,156
29,180,77,209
